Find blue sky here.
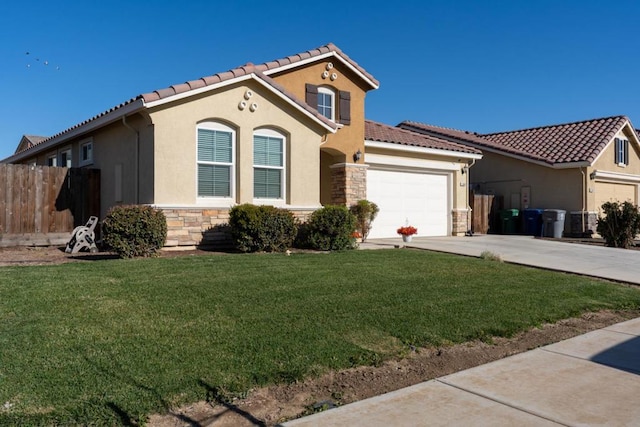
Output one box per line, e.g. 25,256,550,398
1,0,639,160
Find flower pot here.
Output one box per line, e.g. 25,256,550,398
402,235,412,243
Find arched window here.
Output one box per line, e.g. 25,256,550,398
317,87,335,121
196,121,235,199
253,128,286,200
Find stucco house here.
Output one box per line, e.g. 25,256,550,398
2,43,480,246
400,116,640,236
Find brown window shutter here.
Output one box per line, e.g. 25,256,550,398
305,84,318,109
339,90,351,125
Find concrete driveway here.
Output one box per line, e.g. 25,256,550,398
364,235,640,285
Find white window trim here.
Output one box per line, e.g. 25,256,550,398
616,138,629,167
253,128,286,204
196,121,236,202
317,86,335,122
79,138,93,167
47,153,58,167
59,146,72,168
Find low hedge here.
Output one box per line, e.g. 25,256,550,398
102,205,167,258
303,205,356,251
229,204,298,252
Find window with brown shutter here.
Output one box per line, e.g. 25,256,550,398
339,90,351,125
305,84,318,110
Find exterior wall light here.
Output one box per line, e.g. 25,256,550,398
353,149,362,162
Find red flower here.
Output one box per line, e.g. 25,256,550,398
397,226,418,236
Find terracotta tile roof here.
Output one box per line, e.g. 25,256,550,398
140,42,379,103
7,43,372,158
400,116,631,166
365,120,482,155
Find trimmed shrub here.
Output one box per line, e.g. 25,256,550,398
102,205,167,258
229,204,298,252
304,205,357,251
349,199,379,242
596,201,640,248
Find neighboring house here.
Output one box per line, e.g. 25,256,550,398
14,135,48,156
400,116,640,236
2,43,480,246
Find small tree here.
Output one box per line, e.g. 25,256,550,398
596,201,640,249
349,200,379,242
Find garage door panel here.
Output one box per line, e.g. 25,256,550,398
595,182,637,211
367,169,449,239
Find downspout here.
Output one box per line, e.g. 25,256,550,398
580,167,586,234
466,158,477,233
122,116,140,204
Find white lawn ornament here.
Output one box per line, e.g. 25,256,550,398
65,216,99,254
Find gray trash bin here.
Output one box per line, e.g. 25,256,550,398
542,209,566,238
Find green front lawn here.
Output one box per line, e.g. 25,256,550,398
1,249,639,425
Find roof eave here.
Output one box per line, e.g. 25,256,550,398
365,139,483,160
145,73,336,134
2,99,145,164
263,51,379,90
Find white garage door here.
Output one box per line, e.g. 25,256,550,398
595,181,637,211
367,169,449,238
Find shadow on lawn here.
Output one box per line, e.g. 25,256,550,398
198,380,267,426
80,354,202,426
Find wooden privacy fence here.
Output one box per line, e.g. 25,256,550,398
470,192,503,234
0,164,100,245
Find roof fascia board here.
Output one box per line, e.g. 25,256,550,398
143,73,336,133
2,99,145,164
143,74,255,109
250,76,337,133
365,140,482,160
263,51,380,89
590,119,629,166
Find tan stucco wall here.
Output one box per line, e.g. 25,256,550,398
147,80,327,207
588,125,640,211
471,152,583,213
18,114,152,219
272,60,369,163
592,126,640,175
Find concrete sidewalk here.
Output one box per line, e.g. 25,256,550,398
365,235,640,285
284,317,640,426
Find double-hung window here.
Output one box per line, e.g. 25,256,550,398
59,148,72,167
317,87,335,121
615,138,629,166
197,122,234,198
254,129,285,200
80,139,93,166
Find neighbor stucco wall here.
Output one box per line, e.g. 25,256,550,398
471,152,583,212
147,80,326,208
592,127,640,175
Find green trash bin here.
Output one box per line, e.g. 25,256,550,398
499,209,519,234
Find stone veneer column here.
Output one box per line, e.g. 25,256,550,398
452,208,470,236
329,163,368,206
570,211,598,236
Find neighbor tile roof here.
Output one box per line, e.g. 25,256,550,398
9,43,373,157
365,120,481,155
400,116,631,166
